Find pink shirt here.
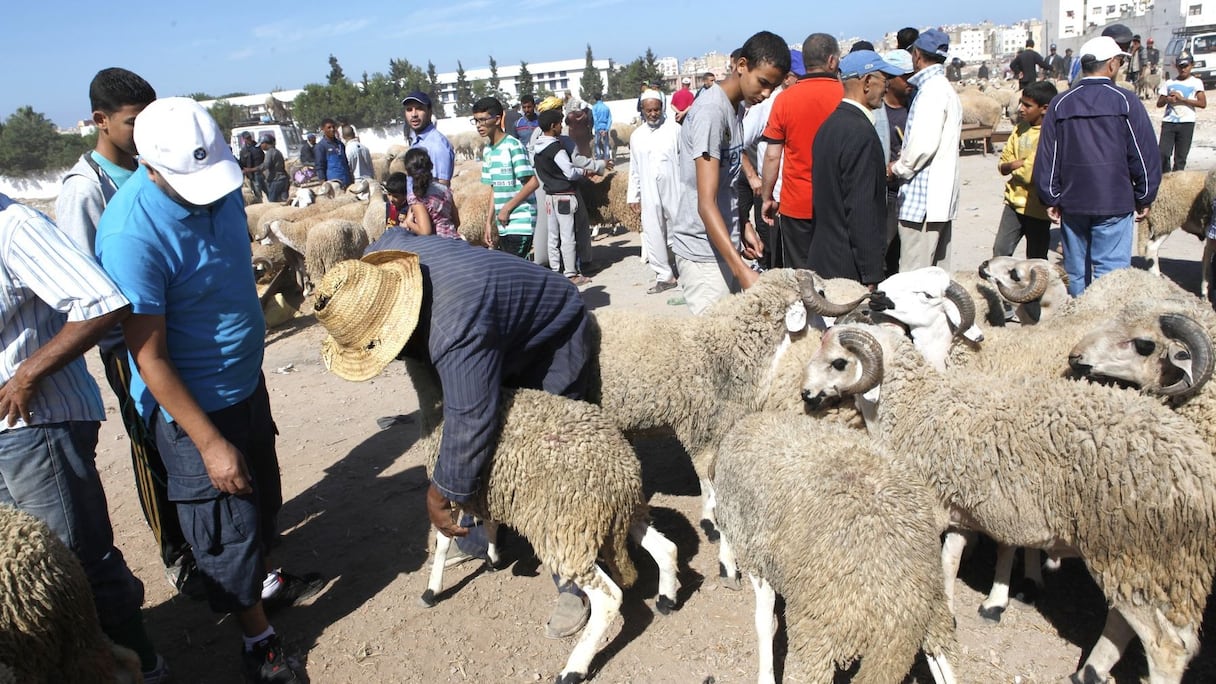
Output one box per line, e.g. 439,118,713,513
408,183,459,239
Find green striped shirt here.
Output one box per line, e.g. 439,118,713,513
481,135,536,236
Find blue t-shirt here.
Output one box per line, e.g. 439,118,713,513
91,150,135,188
95,168,265,422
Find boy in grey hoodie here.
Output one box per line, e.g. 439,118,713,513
55,68,201,608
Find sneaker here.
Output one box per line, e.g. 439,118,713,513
241,634,298,683
262,570,326,614
142,654,171,684
164,554,207,601
544,591,590,639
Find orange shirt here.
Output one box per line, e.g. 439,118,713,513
761,74,844,219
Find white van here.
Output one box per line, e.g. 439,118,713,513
1165,25,1216,89
230,123,305,163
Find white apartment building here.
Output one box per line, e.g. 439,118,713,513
656,56,680,77
1041,0,1208,48
432,58,612,106
953,28,991,60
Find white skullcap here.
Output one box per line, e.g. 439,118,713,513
640,89,663,103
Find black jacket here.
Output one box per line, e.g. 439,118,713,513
808,102,887,285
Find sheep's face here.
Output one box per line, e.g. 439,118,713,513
1069,320,1196,393
979,256,1039,293
801,328,869,409
871,267,953,332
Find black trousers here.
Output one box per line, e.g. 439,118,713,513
1160,122,1195,172
779,215,814,270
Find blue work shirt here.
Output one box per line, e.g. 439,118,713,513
407,123,456,183
367,229,589,501
95,168,265,423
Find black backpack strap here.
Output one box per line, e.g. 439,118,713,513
79,153,120,208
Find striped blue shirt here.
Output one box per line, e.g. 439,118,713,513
0,194,129,431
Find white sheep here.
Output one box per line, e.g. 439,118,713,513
0,505,143,684
976,257,1071,325
800,323,1216,684
1138,170,1216,296
407,388,679,684
712,413,957,684
269,214,370,296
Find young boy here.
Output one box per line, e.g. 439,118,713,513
474,96,539,257
51,66,170,683
384,172,411,229
668,31,790,314
992,80,1057,260
533,108,599,285
1157,54,1207,172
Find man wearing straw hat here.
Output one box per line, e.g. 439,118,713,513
313,229,595,638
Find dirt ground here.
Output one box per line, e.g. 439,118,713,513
51,97,1216,683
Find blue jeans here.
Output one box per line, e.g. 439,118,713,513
0,421,146,627
594,129,611,161
1060,212,1134,296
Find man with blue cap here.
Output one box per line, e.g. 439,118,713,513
809,50,908,286
887,28,962,272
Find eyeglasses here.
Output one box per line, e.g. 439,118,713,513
470,115,499,126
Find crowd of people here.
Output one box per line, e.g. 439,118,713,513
0,19,1211,682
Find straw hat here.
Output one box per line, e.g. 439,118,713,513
314,250,423,381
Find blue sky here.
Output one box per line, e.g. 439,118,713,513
4,0,1039,128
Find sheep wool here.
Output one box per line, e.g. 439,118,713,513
303,218,370,286
805,324,1216,681
714,413,955,683
0,506,128,683
1138,170,1215,259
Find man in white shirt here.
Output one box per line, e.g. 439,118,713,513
342,125,375,181
628,89,682,293
1157,54,1207,171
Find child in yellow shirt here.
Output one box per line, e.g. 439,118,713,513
993,80,1057,259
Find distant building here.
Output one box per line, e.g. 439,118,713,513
1040,0,1210,51
433,58,611,106
198,89,304,123
656,56,680,77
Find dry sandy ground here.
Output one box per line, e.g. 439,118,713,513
49,100,1216,683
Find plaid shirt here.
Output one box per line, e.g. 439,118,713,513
897,64,959,223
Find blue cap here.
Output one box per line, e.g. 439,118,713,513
839,50,907,80
912,29,950,58
883,49,915,75
401,90,433,108
789,49,806,77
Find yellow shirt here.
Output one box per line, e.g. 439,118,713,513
1000,121,1048,220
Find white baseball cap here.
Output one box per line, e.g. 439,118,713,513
1079,36,1130,63
681,77,691,84
135,97,242,206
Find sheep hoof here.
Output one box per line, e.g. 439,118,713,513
718,564,741,591
700,519,720,542
977,604,1004,623
555,672,585,684
419,589,437,608
1069,666,1107,684
656,595,677,615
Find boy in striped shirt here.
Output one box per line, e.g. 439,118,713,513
474,97,539,257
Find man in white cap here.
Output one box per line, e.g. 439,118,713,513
887,28,962,272
1035,36,1161,295
95,97,324,684
671,76,695,123
628,88,681,293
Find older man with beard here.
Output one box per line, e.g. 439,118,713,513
627,89,682,293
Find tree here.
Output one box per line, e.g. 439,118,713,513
516,61,534,99
327,54,347,85
427,60,446,118
207,100,246,142
488,56,500,93
471,79,490,101
454,61,474,117
0,106,93,174
186,92,214,101
642,48,667,92
290,81,364,131
390,58,428,97
605,48,668,100
580,44,605,101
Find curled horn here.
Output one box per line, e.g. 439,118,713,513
1158,313,1215,398
945,281,977,335
836,328,885,396
996,262,1050,303
796,271,870,317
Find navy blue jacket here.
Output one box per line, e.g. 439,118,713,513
366,229,589,501
314,136,351,185
1034,77,1161,216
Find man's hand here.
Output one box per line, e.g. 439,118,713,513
427,483,469,538
760,198,779,226
1136,205,1151,221
1046,206,1061,223
741,222,764,261
628,202,641,215
738,267,759,290
674,110,687,124
0,369,36,427
200,439,253,495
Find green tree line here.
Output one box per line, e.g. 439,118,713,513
0,107,96,177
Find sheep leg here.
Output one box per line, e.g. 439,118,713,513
978,543,1016,622
1201,238,1216,300
1146,234,1169,275
485,520,501,569
1018,548,1044,602
717,531,741,591
925,650,958,684
749,574,778,684
1071,608,1136,683
630,520,679,613
420,528,451,607
699,478,720,541
1118,606,1197,684
555,566,621,684
940,530,968,615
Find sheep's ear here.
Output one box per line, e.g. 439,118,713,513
785,300,807,333
1165,340,1196,387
